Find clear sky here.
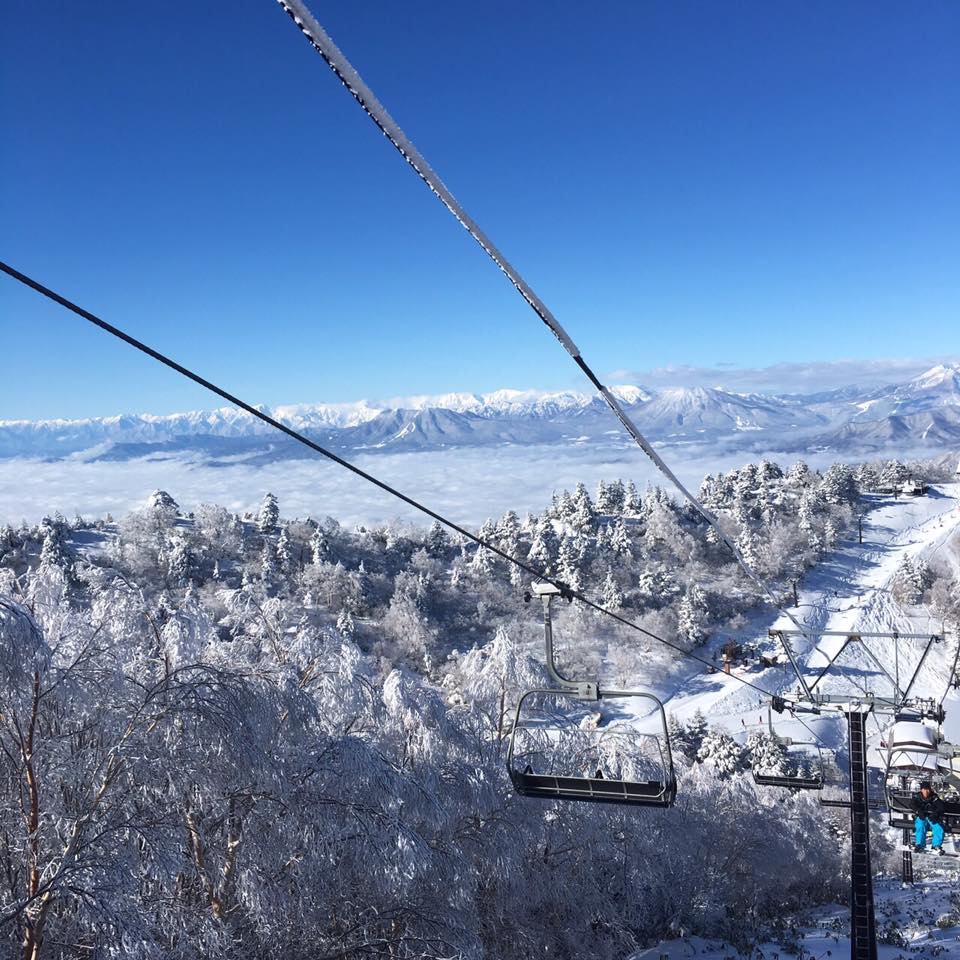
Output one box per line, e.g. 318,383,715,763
2,1,958,420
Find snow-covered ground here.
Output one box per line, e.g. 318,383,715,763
632,869,960,956
643,485,960,738
619,485,960,958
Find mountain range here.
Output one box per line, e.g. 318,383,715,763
4,364,960,463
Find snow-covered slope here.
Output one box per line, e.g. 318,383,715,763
610,483,960,815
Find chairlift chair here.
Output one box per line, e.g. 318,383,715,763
750,698,824,791
883,718,960,832
506,582,677,807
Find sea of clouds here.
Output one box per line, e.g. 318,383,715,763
3,443,853,530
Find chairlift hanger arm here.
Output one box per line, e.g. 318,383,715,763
769,630,812,699
902,634,941,707
941,633,960,706
531,583,597,700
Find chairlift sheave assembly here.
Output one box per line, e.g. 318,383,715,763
506,582,677,807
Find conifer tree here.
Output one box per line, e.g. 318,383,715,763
166,535,195,586
606,479,626,515
276,526,292,572
261,541,277,583
600,570,624,611
609,518,632,559
557,534,582,591
426,520,450,557
698,730,747,778
38,529,65,570
471,545,495,579
257,492,279,534
667,714,696,761
686,709,709,755
570,483,595,533
677,585,706,645
337,607,355,639
310,528,329,565
527,518,558,574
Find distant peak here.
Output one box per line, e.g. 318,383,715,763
906,363,960,390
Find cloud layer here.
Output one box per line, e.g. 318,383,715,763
1,443,857,530
608,357,958,396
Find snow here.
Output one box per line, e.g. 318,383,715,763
4,363,960,461
630,873,960,956
619,485,960,736
578,483,960,954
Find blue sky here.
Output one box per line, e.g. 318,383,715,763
3,1,958,420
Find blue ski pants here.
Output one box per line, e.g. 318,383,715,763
915,817,945,848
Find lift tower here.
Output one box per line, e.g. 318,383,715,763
767,629,946,960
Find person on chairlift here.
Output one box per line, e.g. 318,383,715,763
913,780,946,854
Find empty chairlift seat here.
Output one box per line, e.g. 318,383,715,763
507,689,677,807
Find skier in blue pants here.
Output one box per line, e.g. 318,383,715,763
913,780,946,853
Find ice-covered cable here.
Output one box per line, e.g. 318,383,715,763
0,259,779,700
273,0,814,649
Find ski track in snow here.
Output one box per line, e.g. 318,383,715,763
622,485,960,958
631,485,960,740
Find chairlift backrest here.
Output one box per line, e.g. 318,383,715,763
507,688,677,807
506,582,677,808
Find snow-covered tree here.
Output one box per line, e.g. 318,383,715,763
677,585,706,646
879,459,909,489
261,540,278,583
166,533,196,586
471,544,495,579
147,488,179,518
526,518,558,574
570,483,595,533
426,519,450,557
609,517,632,559
735,526,760,571
668,714,697,762
276,525,292,572
257,491,279,534
890,555,930,604
686,709,709,755
697,729,747,778
337,606,355,639
787,460,811,488
747,732,791,776
38,527,66,570
310,526,330,565
822,463,858,506
600,570,624,611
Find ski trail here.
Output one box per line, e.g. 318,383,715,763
643,484,960,747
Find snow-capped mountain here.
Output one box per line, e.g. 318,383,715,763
3,364,960,461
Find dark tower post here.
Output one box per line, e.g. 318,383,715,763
847,708,878,960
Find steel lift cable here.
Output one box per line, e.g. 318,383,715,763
0,260,779,701
272,0,816,659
